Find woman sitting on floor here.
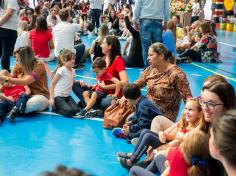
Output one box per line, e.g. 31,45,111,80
0,46,49,115
73,35,129,110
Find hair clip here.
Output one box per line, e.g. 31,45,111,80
191,156,208,166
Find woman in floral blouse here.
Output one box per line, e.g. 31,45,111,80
135,42,191,122
178,21,220,63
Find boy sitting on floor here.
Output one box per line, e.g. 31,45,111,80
77,57,121,117
113,84,162,143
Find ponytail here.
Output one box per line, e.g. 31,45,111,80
165,51,176,64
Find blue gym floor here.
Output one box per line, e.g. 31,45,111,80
0,31,236,176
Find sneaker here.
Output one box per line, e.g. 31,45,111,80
112,128,126,138
73,64,84,70
7,106,19,122
131,137,139,146
84,109,99,118
75,109,87,118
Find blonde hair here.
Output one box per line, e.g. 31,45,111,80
17,21,29,36
53,49,75,76
149,42,176,64
14,46,36,74
178,98,206,132
97,24,109,44
167,20,176,39
182,130,210,176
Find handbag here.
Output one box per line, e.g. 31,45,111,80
103,99,135,129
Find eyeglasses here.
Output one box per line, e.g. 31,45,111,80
198,97,223,110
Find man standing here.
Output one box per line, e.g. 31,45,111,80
90,0,104,34
53,8,85,69
133,0,170,68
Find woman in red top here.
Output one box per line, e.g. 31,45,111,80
72,35,128,109
29,16,55,62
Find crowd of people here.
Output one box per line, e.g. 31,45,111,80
0,0,236,176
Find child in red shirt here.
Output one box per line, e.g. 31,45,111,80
0,70,31,123
163,130,210,176
76,57,121,117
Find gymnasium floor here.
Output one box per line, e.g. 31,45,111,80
0,31,236,176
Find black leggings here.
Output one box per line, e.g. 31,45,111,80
130,129,162,163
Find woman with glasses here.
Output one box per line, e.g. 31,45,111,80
0,0,19,72
0,46,49,116
200,80,236,123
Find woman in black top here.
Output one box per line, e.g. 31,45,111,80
122,9,143,68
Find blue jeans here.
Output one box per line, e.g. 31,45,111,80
15,93,30,114
72,81,114,110
139,19,163,68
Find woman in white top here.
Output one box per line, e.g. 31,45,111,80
0,0,19,72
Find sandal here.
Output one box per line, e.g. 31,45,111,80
118,157,132,170
117,152,131,159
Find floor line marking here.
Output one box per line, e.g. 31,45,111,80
190,63,236,82
201,63,236,77
218,42,236,48
38,111,104,122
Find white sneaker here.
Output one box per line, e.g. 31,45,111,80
131,137,139,146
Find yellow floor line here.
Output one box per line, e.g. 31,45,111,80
191,63,236,82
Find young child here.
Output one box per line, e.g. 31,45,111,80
162,130,210,176
77,57,121,117
0,70,31,123
14,21,30,51
49,49,80,117
190,33,202,50
113,84,162,143
162,20,177,57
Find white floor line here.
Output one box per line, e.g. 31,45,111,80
38,111,104,122
218,42,236,48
